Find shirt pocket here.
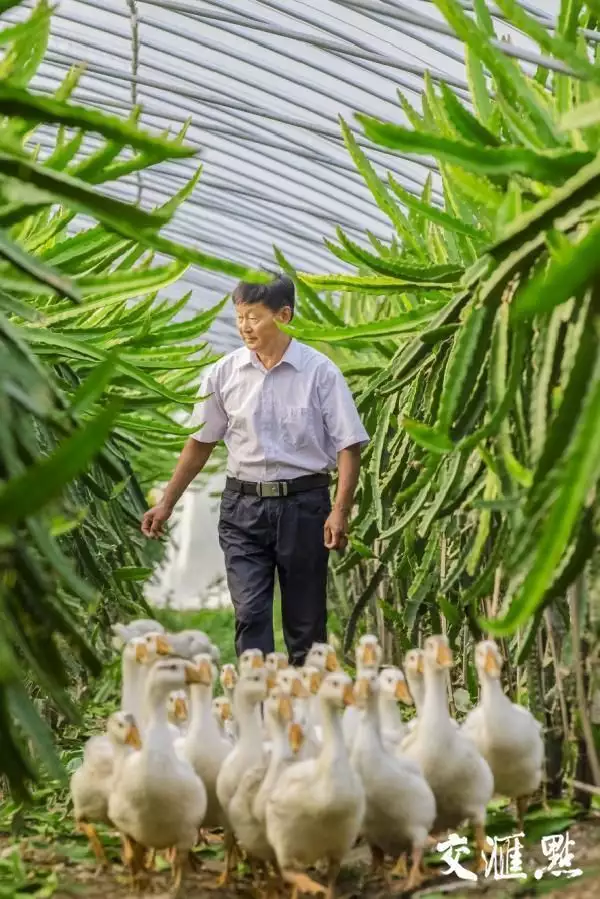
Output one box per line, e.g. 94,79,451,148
280,406,313,452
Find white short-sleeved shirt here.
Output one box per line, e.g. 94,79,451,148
189,339,370,482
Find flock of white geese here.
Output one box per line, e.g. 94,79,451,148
71,619,544,898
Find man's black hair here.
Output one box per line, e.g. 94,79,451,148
232,274,295,316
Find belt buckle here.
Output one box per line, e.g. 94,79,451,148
259,481,287,497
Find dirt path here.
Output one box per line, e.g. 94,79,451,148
2,814,598,899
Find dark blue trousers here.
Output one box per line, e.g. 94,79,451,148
217,486,330,667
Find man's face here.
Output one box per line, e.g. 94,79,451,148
235,301,292,351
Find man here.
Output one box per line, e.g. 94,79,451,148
141,274,369,666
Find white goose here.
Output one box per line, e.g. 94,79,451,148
401,647,458,750
212,696,236,745
133,632,180,736
304,641,340,739
239,648,266,674
343,634,383,750
108,659,207,895
70,711,142,869
265,672,365,899
461,639,544,828
215,667,268,885
350,670,436,891
79,635,148,767
167,690,189,737
179,654,232,837
404,649,425,713
173,628,214,659
272,668,311,758
402,635,494,873
266,651,289,689
111,619,165,651
377,666,412,752
297,666,325,758
227,685,304,876
220,664,239,740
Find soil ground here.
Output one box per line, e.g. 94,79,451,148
2,814,599,899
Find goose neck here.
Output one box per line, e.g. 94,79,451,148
234,692,264,747
480,672,505,706
421,666,450,725
378,693,403,733
144,687,175,754
318,697,348,767
121,656,141,718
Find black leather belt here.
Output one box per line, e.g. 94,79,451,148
225,473,330,497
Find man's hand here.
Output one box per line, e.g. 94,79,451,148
324,506,349,552
141,502,173,539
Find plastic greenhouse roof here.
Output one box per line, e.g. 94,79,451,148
9,0,560,352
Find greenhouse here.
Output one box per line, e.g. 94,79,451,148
0,1,599,897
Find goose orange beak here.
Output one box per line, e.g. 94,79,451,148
135,643,148,663
125,723,142,749
222,668,236,690
174,697,188,721
156,635,171,656
354,678,370,703
220,701,232,721
436,642,453,668
267,672,277,691
343,682,355,706
289,723,304,754
362,643,377,666
197,659,213,684
185,662,211,685
278,695,294,722
251,655,264,669
395,680,413,704
292,678,309,699
484,650,501,677
325,650,339,672
310,672,322,694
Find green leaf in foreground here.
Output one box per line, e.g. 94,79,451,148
560,98,600,132
0,228,80,301
511,219,600,320
113,566,153,582
388,173,484,239
355,115,592,183
0,153,170,231
333,228,465,281
285,304,445,343
299,273,455,293
69,354,118,415
0,401,121,526
6,681,66,783
0,84,197,157
483,349,600,635
403,419,454,454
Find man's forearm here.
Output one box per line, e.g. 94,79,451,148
334,444,361,513
160,438,216,510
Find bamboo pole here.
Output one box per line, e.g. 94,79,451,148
544,608,571,745
569,779,600,797
569,579,600,786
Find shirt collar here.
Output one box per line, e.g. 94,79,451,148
240,338,303,372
